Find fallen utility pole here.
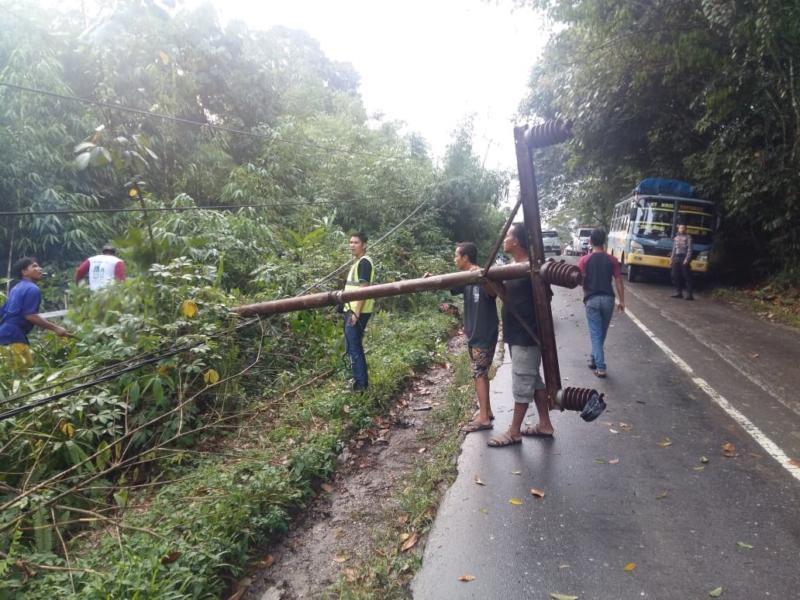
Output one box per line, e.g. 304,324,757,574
237,262,533,317
513,119,605,420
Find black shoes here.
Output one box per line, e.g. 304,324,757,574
685,295,694,301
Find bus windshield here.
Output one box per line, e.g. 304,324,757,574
633,199,674,240
633,198,713,245
678,203,713,245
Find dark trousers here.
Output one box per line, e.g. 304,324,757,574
671,255,693,296
344,312,371,390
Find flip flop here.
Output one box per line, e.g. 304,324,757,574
487,432,522,447
521,424,554,438
472,409,496,421
462,420,494,434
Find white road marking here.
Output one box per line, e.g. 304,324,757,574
628,286,798,417
626,308,800,483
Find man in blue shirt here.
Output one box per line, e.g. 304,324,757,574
1,257,70,368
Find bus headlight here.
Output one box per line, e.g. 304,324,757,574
697,251,709,263
629,241,644,255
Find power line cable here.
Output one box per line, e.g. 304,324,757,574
0,188,419,218
0,81,411,163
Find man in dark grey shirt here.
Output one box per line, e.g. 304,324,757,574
449,242,499,432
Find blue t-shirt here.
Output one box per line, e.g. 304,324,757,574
0,280,42,344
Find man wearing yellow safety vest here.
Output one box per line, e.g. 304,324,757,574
343,232,375,391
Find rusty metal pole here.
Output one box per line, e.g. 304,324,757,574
511,120,606,423
235,262,531,317
514,122,571,407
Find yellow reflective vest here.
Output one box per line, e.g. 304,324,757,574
344,255,375,314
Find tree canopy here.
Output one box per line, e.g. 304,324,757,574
1,0,508,284
516,0,800,280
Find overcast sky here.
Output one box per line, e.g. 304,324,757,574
189,0,551,171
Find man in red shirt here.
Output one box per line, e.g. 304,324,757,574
577,229,625,378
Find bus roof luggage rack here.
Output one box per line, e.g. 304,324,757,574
635,178,694,199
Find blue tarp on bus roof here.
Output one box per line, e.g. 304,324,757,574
635,178,695,199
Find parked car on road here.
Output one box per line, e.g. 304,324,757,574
568,227,593,255
542,230,561,255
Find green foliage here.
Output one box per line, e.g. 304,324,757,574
3,309,455,597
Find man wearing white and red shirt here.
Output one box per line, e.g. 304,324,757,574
577,229,625,378
75,244,126,291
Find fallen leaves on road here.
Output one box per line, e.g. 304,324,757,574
530,488,545,498
656,490,669,500
511,470,522,476
594,457,608,464
608,458,620,465
333,553,348,563
320,483,334,493
749,352,760,359
619,422,632,432
609,428,619,434
722,442,737,457
700,456,710,464
788,458,800,468
417,447,427,454
509,497,524,505
474,476,486,486
458,574,476,582
708,586,723,597
658,437,673,448
624,562,636,572
550,594,579,600
736,541,754,549
400,532,418,552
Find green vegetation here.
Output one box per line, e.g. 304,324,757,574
516,0,800,283
2,309,456,598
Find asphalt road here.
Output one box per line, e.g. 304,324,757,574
412,263,800,599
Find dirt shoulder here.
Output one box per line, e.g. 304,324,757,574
238,335,473,599
712,282,800,330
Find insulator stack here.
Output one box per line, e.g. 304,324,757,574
524,120,572,149
556,387,607,422
540,260,582,289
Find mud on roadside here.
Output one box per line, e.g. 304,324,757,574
238,335,470,600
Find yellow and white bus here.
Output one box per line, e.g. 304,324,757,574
607,178,714,282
